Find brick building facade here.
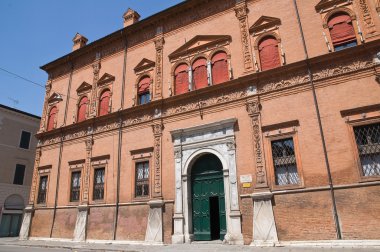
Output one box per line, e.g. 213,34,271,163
20,0,380,246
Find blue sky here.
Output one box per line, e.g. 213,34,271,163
0,0,183,116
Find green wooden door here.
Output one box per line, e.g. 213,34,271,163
191,154,226,241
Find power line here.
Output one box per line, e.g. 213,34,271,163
0,66,77,101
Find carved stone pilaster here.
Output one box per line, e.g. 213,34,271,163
82,128,93,203
28,148,42,205
90,59,101,117
152,123,163,198
358,0,377,37
154,33,164,100
246,97,268,187
39,80,52,133
234,0,254,73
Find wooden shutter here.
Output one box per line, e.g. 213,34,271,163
192,58,208,90
77,96,88,122
98,90,110,116
138,76,151,94
259,37,281,71
212,52,229,85
328,13,356,46
47,106,57,131
175,64,189,95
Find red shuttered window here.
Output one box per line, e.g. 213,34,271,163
47,106,57,131
212,52,229,85
192,58,208,90
98,90,110,116
328,13,356,47
138,77,151,105
258,36,281,71
175,64,189,95
77,96,88,122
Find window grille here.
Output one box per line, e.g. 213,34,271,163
353,123,380,176
70,171,81,202
37,176,48,204
93,168,105,200
135,161,149,197
271,138,300,186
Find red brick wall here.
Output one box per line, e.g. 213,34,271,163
51,208,76,239
30,209,54,237
273,191,337,241
115,205,149,241
163,203,174,244
240,197,253,245
87,207,115,240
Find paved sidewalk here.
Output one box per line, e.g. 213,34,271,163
0,238,380,252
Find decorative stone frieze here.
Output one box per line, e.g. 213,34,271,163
357,0,377,37
152,122,163,198
154,28,164,100
90,58,101,117
246,96,268,187
39,80,52,133
28,148,42,205
82,128,93,203
235,0,254,73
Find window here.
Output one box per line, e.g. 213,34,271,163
77,96,88,122
328,12,357,51
271,138,300,186
98,90,110,116
353,123,380,177
192,58,208,90
211,51,229,85
70,171,81,202
19,131,31,149
174,64,189,95
138,76,151,105
47,106,57,131
37,176,48,204
93,168,105,200
258,36,281,71
135,161,149,197
13,164,25,185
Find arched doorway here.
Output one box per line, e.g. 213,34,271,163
0,194,24,237
191,154,226,241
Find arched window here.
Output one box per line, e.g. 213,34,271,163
175,64,189,95
77,96,88,122
47,106,57,131
328,12,357,51
258,36,281,71
137,76,151,105
211,51,229,85
192,58,208,90
98,90,110,116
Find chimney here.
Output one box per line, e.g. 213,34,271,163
72,33,88,51
123,8,140,28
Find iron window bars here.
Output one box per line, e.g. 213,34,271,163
353,123,380,176
37,176,48,204
135,161,149,197
70,171,81,202
271,138,300,186
93,168,105,200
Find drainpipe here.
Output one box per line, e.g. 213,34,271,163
50,61,74,237
292,0,342,240
113,31,128,240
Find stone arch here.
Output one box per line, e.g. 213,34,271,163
4,194,24,210
184,148,228,176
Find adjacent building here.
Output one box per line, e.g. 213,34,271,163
0,104,40,237
20,0,380,246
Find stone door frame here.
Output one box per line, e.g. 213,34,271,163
171,118,243,245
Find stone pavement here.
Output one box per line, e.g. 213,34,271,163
0,238,380,252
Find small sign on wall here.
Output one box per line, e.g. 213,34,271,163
240,174,252,188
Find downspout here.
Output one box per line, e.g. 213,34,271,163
50,61,74,237
292,0,342,239
113,31,128,240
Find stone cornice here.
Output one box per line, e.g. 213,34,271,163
37,41,380,147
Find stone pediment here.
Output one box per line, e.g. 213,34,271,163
315,0,348,12
98,73,115,86
48,92,63,104
134,58,155,73
169,35,231,59
76,81,92,94
249,16,281,33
